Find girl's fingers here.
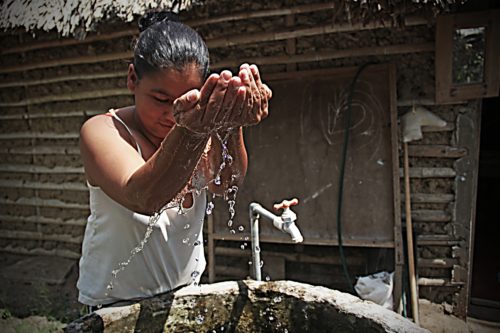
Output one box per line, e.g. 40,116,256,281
198,74,220,121
217,76,242,125
204,70,231,123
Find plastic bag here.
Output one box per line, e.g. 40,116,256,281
355,271,394,310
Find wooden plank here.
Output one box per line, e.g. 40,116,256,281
403,210,452,222
215,246,366,265
0,70,127,88
0,197,89,210
0,230,83,244
0,29,136,55
211,233,395,248
454,106,482,319
0,145,80,155
389,63,404,315
0,132,79,139
418,258,458,268
0,214,86,226
188,3,336,27
399,167,456,178
207,17,427,48
0,164,83,174
422,123,455,132
0,110,101,120
0,88,130,107
418,277,465,286
401,193,454,203
407,145,467,158
0,179,87,191
211,43,434,69
417,235,460,246
0,51,132,74
0,245,81,259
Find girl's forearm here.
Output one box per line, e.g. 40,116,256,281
125,125,209,214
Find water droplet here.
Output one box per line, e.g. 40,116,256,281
227,220,233,227
195,314,204,324
221,327,225,331
206,202,214,215
238,225,244,232
244,236,249,241
214,176,221,186
269,315,274,321
255,245,260,252
273,296,282,303
183,238,189,244
240,244,245,250
248,260,252,265
260,260,264,267
230,229,236,234
194,240,201,246
265,275,271,281
184,224,190,229
191,271,200,279
284,329,289,333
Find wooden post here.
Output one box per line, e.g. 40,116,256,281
404,142,420,325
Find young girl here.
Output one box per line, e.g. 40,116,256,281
77,11,271,310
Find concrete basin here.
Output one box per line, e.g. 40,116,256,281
65,280,428,332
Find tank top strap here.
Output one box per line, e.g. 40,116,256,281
108,109,142,156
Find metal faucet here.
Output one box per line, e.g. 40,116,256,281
249,198,303,281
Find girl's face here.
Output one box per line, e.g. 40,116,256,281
128,63,203,143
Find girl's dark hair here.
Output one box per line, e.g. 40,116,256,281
133,11,209,80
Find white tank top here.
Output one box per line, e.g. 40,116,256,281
77,111,207,306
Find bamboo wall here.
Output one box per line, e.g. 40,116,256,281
0,0,479,318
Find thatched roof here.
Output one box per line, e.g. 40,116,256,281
1,0,465,37
0,0,193,37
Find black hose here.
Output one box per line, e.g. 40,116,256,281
337,62,375,293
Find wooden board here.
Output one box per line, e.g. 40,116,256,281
212,65,400,247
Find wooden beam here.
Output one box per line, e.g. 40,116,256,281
417,235,460,246
0,230,83,244
0,197,89,210
401,193,454,203
0,179,87,191
0,164,83,174
0,110,101,120
418,277,464,286
215,246,366,265
188,3,336,27
399,167,457,178
418,258,458,268
404,210,452,222
211,233,394,248
0,88,130,107
0,145,80,155
0,214,86,226
0,30,137,56
0,51,132,74
0,132,79,140
0,71,127,88
211,43,434,69
207,17,427,49
407,145,467,158
0,245,80,259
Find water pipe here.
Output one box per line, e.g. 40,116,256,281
249,198,303,281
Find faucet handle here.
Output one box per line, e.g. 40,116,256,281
273,198,299,211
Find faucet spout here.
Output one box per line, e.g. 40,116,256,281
249,198,304,280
